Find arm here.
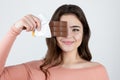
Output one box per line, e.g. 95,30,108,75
0,14,41,80
0,26,21,75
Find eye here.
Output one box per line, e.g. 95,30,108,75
72,29,80,32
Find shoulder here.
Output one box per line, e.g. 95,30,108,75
83,61,108,74
87,62,109,79
79,61,108,71
78,61,102,68
23,59,43,69
84,61,102,67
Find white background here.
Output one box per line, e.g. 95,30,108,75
0,0,120,80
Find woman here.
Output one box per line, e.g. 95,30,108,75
0,4,109,80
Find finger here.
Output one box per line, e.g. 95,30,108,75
31,15,41,31
20,19,31,31
25,15,37,30
23,16,34,31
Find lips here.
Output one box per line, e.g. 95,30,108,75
62,41,74,45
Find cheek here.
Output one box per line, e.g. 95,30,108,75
74,33,83,45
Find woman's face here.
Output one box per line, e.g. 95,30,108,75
56,14,83,53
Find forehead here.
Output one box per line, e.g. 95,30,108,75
60,14,83,27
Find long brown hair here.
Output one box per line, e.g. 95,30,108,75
40,4,92,80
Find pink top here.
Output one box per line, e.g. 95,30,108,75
0,27,109,80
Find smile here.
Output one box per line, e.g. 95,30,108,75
62,41,74,45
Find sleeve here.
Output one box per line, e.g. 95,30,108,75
95,64,109,80
0,64,29,80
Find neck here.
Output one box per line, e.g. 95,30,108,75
62,50,84,65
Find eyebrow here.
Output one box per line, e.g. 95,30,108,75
70,25,81,28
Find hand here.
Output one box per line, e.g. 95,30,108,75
13,14,41,32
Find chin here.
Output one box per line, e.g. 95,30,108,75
61,47,75,53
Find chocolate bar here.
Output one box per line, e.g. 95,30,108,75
49,21,68,37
